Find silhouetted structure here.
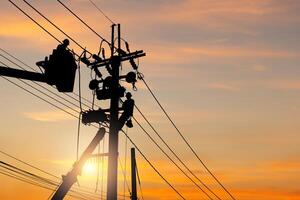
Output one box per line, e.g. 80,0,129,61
119,92,135,130
0,39,77,93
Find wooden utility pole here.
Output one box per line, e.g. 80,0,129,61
131,148,137,200
106,24,121,200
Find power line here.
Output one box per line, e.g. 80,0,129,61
0,161,98,200
88,0,115,24
22,0,91,55
0,61,181,200
139,77,236,200
0,47,100,113
6,2,219,198
56,0,110,45
134,104,222,199
69,0,234,197
7,0,82,58
135,159,144,200
8,0,61,44
0,150,129,199
131,116,213,200
0,73,78,118
0,67,185,200
0,57,79,114
120,129,187,200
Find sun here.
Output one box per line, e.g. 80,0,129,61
82,162,97,175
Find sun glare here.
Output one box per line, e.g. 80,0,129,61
83,162,97,175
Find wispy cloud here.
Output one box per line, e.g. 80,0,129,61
23,109,76,122
207,83,240,91
252,64,268,72
266,80,300,91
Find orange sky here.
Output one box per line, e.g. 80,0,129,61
1,0,300,199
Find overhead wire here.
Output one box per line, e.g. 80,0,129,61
131,116,213,200
56,0,111,45
133,104,222,200
0,150,130,199
118,156,131,196
0,70,184,199
120,98,215,199
0,47,99,110
139,77,236,200
123,127,129,200
87,0,115,24
0,161,98,200
0,56,78,114
22,0,91,55
120,129,187,200
78,0,235,197
135,160,144,200
5,1,211,199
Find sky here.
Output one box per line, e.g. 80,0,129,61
0,0,300,199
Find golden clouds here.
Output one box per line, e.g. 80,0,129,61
23,109,75,122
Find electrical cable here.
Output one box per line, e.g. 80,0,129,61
119,99,215,199
135,160,144,200
120,129,187,200
123,127,128,199
56,0,111,45
87,0,115,24
0,149,129,199
7,0,60,43
0,162,97,200
133,104,222,200
118,156,131,196
22,0,91,55
131,116,213,200
0,57,79,114
0,71,184,200
139,77,236,200
4,0,209,197
0,47,97,110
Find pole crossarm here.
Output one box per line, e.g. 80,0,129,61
91,50,145,68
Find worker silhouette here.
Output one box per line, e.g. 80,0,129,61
57,39,70,51
118,92,134,130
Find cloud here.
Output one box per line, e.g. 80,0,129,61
253,64,268,72
23,109,76,122
266,80,300,90
207,83,240,91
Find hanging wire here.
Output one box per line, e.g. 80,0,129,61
95,142,101,193
118,157,131,196
136,161,144,200
76,50,85,161
5,1,220,198
87,0,115,24
101,136,105,199
123,127,128,199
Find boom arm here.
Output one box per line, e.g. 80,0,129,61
51,128,105,200
0,66,46,82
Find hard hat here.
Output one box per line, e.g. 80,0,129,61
63,39,70,46
126,92,132,98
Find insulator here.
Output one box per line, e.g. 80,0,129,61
129,58,138,70
89,79,100,90
125,71,137,83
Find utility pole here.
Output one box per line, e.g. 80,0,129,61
107,24,121,200
0,20,145,199
131,148,137,200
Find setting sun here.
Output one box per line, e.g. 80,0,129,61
82,162,97,175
